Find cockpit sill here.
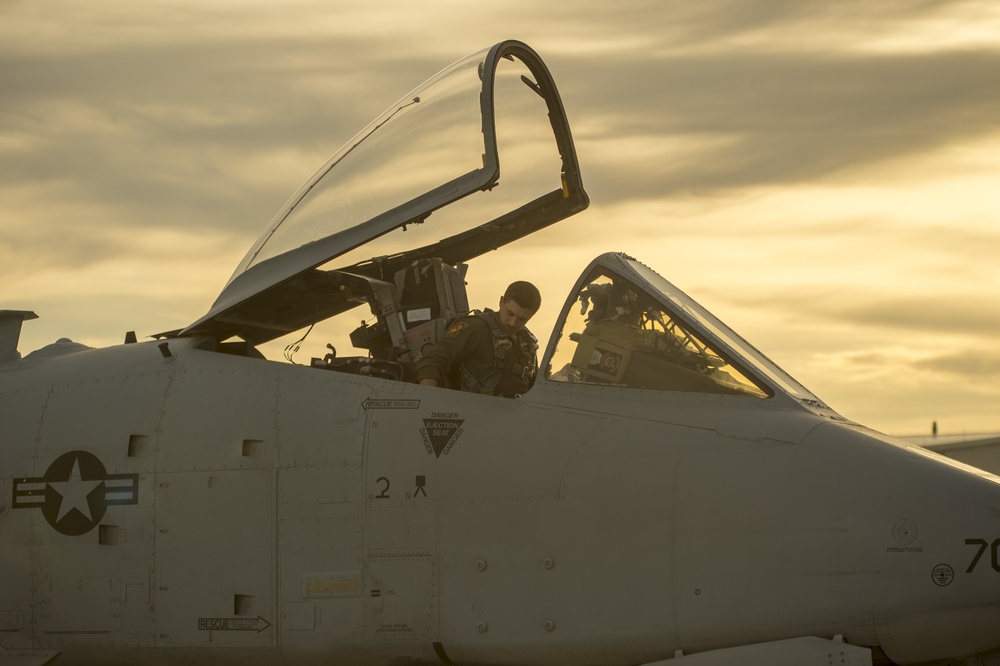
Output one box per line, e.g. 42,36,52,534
192,248,843,435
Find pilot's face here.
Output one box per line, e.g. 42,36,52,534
498,297,536,335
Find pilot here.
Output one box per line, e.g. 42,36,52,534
417,281,540,397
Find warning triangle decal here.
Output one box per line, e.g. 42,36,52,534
422,418,464,458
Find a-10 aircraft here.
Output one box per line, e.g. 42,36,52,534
2,40,999,666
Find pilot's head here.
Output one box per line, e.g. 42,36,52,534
498,281,541,334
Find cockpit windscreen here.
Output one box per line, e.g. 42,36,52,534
548,272,770,398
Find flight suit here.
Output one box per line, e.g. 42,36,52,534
416,309,538,398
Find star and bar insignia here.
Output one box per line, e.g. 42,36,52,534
12,450,139,536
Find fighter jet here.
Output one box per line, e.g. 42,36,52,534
3,39,1000,666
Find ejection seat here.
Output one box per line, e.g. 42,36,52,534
393,258,470,361
313,259,469,382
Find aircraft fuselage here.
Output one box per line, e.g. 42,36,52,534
4,336,1000,665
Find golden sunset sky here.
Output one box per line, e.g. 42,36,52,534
3,1,998,436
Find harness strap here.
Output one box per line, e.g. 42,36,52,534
457,310,537,395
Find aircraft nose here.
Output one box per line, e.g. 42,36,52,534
870,442,1000,663
795,423,1000,664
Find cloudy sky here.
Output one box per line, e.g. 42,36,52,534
3,0,999,436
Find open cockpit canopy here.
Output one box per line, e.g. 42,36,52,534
179,40,588,346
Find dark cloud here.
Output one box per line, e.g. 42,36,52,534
845,297,1000,337
2,1,997,282
705,219,1000,269
915,350,1000,378
565,47,1000,203
0,33,445,270
6,2,996,252
826,346,1000,387
534,0,1000,201
536,0,984,51
733,287,1000,340
0,36,439,190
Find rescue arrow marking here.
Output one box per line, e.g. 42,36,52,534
362,398,420,410
197,616,271,633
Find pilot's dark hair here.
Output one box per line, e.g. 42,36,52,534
504,281,541,313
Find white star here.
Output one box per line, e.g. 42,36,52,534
47,457,103,524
